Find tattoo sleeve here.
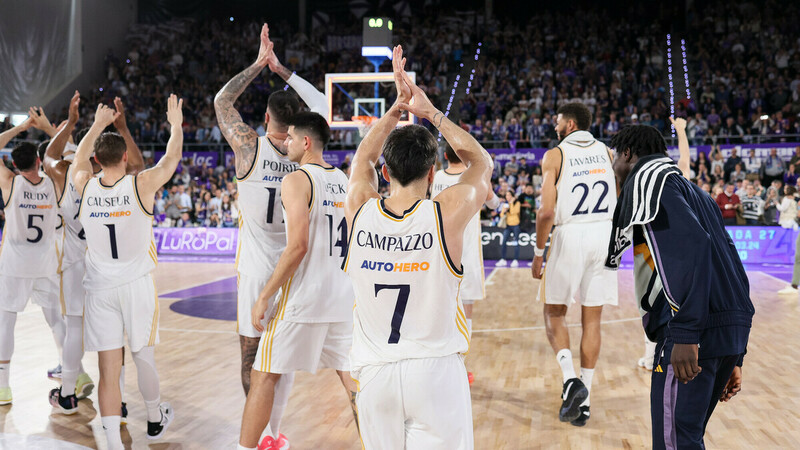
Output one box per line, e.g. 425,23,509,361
239,335,260,396
275,63,293,82
214,63,263,178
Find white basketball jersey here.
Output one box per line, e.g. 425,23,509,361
431,169,484,297
344,199,470,372
554,130,616,226
79,175,156,290
235,137,298,278
59,165,88,269
0,175,59,278
272,164,353,323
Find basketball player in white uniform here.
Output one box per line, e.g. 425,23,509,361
43,93,145,416
531,102,618,426
343,46,491,449
217,23,335,450
0,118,60,406
237,112,357,450
72,97,181,449
431,145,500,384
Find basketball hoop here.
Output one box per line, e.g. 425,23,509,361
353,115,379,138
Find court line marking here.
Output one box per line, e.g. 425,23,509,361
160,327,237,335
158,274,236,299
472,316,640,333
484,268,498,285
756,271,791,285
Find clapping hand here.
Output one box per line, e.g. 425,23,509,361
93,104,120,129
166,94,184,128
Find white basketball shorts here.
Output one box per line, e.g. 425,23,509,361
237,272,276,338
253,319,352,374
84,274,159,352
537,222,619,307
0,274,58,312
60,261,87,316
355,353,474,450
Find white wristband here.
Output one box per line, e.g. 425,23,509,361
534,247,545,257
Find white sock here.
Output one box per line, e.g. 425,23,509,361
61,316,83,396
556,349,576,383
101,416,123,450
466,319,473,337
580,367,595,406
0,363,9,388
237,445,257,450
132,347,161,422
264,372,294,438
119,364,126,402
42,307,66,365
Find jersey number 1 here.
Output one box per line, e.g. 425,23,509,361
104,224,119,259
374,284,410,344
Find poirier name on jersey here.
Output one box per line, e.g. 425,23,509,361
236,137,298,277
343,199,470,374
0,175,59,277
78,175,157,290
554,130,616,226
270,164,353,323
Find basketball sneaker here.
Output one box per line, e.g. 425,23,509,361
146,402,174,440
0,387,11,405
510,260,519,268
120,402,128,425
467,372,475,385
49,388,79,415
47,364,62,380
570,405,590,427
559,378,588,422
778,285,798,295
496,259,508,267
259,433,291,450
75,373,95,399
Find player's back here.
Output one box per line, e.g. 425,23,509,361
344,198,469,373
79,175,156,290
431,169,484,299
554,130,616,226
273,164,352,323
0,174,59,277
59,165,89,269
236,136,298,277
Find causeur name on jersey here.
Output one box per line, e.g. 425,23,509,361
86,195,132,207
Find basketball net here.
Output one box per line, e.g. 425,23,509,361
353,115,378,138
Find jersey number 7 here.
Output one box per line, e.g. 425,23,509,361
374,284,410,344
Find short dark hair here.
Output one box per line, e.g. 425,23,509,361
557,102,592,130
610,125,667,158
94,132,127,166
444,143,461,164
75,127,91,145
11,143,38,171
383,125,437,186
37,139,50,161
267,91,301,128
287,112,330,148
786,185,797,196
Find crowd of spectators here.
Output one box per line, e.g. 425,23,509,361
460,0,800,148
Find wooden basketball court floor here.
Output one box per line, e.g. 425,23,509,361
1,261,798,449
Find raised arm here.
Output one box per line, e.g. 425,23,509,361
251,171,312,332
0,117,36,193
264,24,329,117
345,45,410,224
44,91,81,197
113,97,145,174
28,106,59,139
531,148,561,279
72,104,120,194
670,117,691,179
214,23,271,178
136,94,184,212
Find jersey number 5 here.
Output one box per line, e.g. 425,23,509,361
26,214,44,243
374,284,410,344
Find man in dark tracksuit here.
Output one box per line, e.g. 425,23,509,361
606,125,755,449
